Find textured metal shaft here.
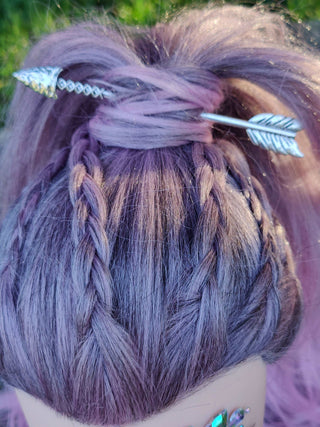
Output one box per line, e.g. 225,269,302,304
56,77,114,99
200,112,296,137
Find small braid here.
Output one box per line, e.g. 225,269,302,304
184,142,229,375
0,147,69,379
13,146,70,253
162,142,228,396
68,125,111,338
67,125,146,422
216,139,301,361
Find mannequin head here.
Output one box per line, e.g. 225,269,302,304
15,358,266,427
1,4,320,427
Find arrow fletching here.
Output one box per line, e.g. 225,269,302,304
201,112,303,158
247,113,303,157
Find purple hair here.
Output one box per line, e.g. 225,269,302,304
0,5,320,426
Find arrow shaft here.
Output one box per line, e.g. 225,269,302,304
200,113,296,138
57,78,114,99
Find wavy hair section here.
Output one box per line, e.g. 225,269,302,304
0,5,319,426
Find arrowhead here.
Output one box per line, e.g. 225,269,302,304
12,66,62,99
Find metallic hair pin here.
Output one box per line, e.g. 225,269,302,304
201,112,303,158
12,66,113,100
13,66,303,157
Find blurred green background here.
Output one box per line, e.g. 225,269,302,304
0,0,319,125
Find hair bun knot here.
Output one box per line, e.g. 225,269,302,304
88,65,224,149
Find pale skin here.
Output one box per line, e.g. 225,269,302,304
15,357,266,427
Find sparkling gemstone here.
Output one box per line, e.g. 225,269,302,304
228,408,250,427
210,409,228,427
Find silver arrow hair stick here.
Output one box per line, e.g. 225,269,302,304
13,66,304,157
201,112,303,157
200,112,297,138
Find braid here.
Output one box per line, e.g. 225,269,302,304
68,125,111,338
162,143,229,398
216,139,302,362
67,125,146,423
163,138,301,400
0,147,69,381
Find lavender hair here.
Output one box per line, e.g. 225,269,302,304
0,5,320,426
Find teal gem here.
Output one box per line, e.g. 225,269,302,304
211,409,228,427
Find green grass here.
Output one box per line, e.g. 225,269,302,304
0,0,318,126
